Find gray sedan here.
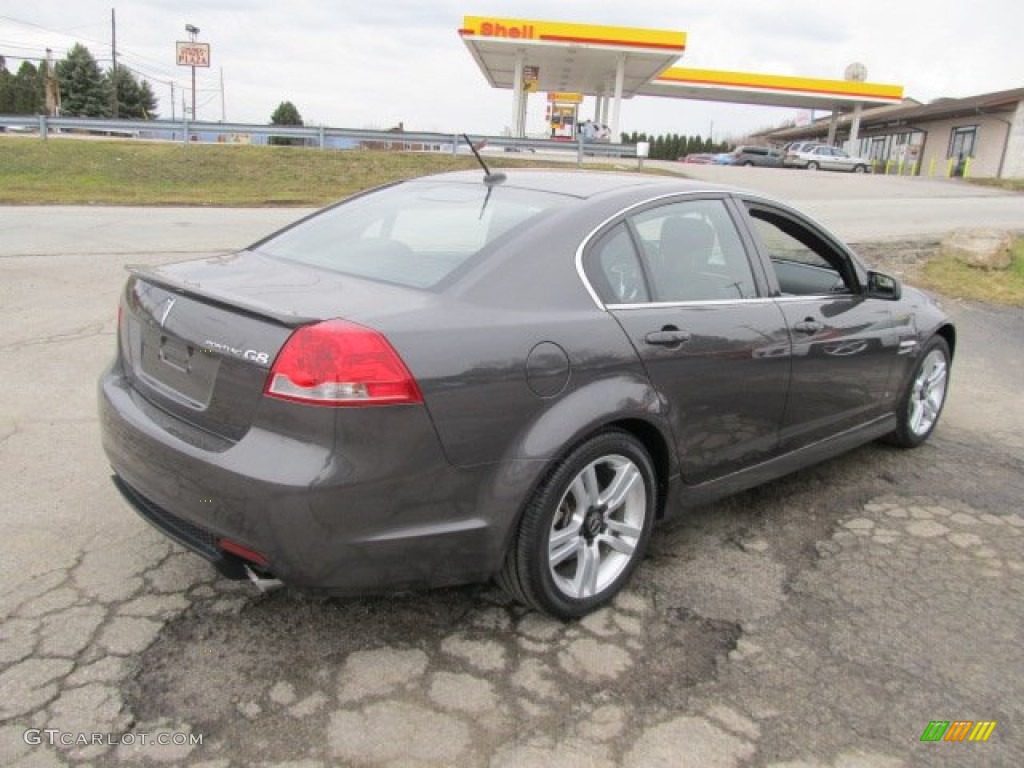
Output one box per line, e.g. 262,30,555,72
784,145,872,172
99,170,954,618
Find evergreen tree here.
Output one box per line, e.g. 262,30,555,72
270,101,304,146
108,67,158,118
9,61,44,114
0,57,12,113
56,44,110,117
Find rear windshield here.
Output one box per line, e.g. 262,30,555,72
254,181,571,288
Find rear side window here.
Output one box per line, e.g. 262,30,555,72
631,199,757,302
255,182,571,288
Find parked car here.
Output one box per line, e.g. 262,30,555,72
731,145,785,167
784,144,872,173
680,153,715,164
713,152,735,165
782,140,824,154
100,169,954,619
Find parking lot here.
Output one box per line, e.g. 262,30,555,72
1,173,1022,767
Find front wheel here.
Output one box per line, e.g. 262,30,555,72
853,164,867,173
885,337,951,448
497,431,656,619
807,161,820,170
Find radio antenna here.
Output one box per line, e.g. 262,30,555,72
462,133,506,184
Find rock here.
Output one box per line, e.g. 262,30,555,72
941,228,1013,270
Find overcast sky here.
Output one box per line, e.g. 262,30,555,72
1,1,1022,140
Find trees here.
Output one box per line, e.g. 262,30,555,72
56,44,110,117
618,129,730,159
0,44,160,119
270,101,304,146
0,60,45,114
108,66,158,118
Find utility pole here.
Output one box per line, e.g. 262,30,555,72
220,66,225,122
44,48,61,116
111,8,118,118
170,81,175,120
185,24,199,121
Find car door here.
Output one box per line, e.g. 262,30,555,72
813,146,836,170
739,199,902,451
583,196,791,485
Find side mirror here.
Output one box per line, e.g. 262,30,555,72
866,270,902,300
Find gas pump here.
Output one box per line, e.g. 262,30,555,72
546,92,583,140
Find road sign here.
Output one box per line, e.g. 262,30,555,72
176,42,211,68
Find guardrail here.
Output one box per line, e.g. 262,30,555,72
0,115,640,164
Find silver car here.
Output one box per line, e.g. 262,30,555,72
785,145,872,173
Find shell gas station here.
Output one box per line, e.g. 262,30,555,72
458,15,904,149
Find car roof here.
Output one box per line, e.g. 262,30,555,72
419,169,728,200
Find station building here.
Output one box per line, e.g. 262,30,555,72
760,87,1024,179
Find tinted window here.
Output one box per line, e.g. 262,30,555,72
586,224,650,304
256,182,570,288
746,207,857,296
630,199,757,302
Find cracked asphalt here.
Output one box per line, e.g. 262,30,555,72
1,206,1022,767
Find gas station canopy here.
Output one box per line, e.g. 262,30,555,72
458,15,904,143
459,16,686,97
641,68,904,110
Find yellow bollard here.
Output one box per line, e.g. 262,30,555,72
929,157,935,177
885,159,893,175
963,156,972,178
947,158,955,178
898,160,905,176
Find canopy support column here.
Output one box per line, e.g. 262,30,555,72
827,110,839,145
511,50,525,138
848,102,863,154
610,55,625,144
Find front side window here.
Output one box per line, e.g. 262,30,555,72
255,182,571,288
747,206,857,296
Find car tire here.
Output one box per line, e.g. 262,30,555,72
497,430,656,619
884,336,951,449
742,161,753,167
807,161,819,170
853,164,867,173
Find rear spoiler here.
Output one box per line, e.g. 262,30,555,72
125,264,318,328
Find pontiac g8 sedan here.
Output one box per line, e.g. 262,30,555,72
100,170,954,618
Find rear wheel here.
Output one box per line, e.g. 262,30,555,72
885,337,950,448
853,164,867,173
498,431,656,619
742,161,753,167
807,161,820,170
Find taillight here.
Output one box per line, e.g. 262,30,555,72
264,319,422,407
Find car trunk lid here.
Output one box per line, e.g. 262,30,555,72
119,251,434,441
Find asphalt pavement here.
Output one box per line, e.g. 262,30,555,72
0,174,1022,767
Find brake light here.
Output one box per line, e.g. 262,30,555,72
265,319,422,406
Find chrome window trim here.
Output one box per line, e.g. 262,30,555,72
607,297,779,311
574,189,758,311
773,294,855,303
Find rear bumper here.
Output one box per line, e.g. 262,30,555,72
99,365,517,593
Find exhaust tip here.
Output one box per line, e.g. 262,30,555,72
244,564,284,593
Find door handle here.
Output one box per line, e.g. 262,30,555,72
644,329,692,346
793,319,824,335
